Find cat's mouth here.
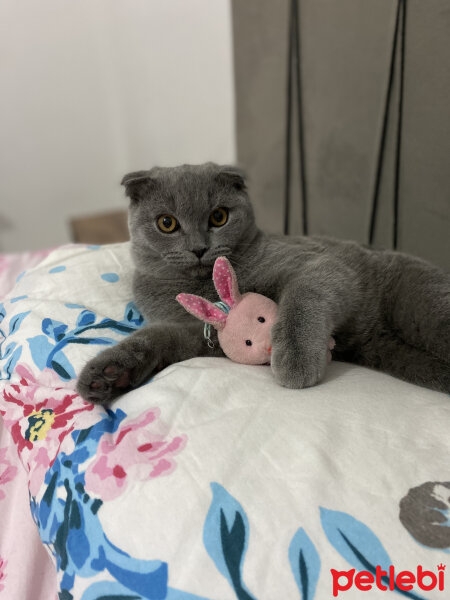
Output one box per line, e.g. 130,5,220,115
176,262,213,280
160,254,212,279
164,248,231,267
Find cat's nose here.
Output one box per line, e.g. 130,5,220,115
193,248,207,258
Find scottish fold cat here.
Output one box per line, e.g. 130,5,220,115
77,163,450,403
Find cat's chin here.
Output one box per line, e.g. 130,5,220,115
164,260,212,279
187,264,214,280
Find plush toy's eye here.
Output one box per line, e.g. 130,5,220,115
209,207,228,227
157,215,179,233
258,316,265,323
245,339,252,346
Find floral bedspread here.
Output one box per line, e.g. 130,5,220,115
0,246,58,599
0,242,449,600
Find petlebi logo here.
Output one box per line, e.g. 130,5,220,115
331,563,446,597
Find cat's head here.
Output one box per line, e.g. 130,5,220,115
123,163,258,277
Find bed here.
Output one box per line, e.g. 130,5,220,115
0,243,448,600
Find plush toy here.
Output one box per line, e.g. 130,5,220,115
177,256,335,366
177,257,277,364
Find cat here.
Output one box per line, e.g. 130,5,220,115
77,162,450,403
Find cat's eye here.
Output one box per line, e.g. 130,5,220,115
157,214,179,233
209,207,228,228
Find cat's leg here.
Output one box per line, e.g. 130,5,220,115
387,254,450,363
375,253,450,393
77,322,221,404
271,257,359,388
340,331,450,393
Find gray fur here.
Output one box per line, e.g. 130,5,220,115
77,163,450,403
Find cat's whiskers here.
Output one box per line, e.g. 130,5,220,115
209,245,232,260
164,250,198,267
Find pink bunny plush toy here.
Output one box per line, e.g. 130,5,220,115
177,256,277,365
177,256,335,367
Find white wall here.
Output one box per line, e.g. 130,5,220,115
0,0,236,251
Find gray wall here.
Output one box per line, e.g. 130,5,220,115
232,0,450,269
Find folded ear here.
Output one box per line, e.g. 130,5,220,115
215,165,247,191
213,257,241,308
176,294,227,330
121,170,157,201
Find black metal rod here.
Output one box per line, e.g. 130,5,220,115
393,0,407,250
292,0,308,235
368,0,402,246
283,0,295,235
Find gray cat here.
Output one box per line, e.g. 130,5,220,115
77,163,450,403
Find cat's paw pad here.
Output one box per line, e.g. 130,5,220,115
77,360,132,405
102,364,131,387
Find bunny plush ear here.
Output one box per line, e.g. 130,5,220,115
176,294,228,330
213,257,241,308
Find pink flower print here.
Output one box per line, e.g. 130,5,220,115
0,448,18,501
1,363,101,496
0,557,7,591
85,407,187,501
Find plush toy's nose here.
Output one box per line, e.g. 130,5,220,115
267,346,272,354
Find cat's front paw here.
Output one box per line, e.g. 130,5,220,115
270,322,329,389
77,352,132,405
76,344,157,405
